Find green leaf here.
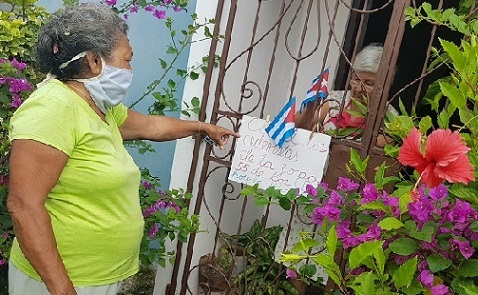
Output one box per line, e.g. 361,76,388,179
298,264,317,278
398,98,409,116
374,162,386,189
422,2,432,15
167,79,176,89
159,58,168,69
409,222,435,242
313,254,343,286
279,197,292,210
388,238,417,256
457,259,478,277
439,81,466,108
401,280,425,295
204,25,213,38
463,287,478,295
360,201,388,212
166,45,178,54
301,238,320,249
254,196,270,206
349,240,384,269
437,109,451,129
384,145,400,158
441,8,456,21
440,38,466,73
399,192,412,214
427,253,453,273
326,226,338,258
374,246,386,276
240,184,258,196
176,69,187,77
404,220,417,231
378,217,404,231
418,116,432,133
393,257,418,289
356,213,376,224
350,148,368,175
191,96,200,107
360,271,376,295
190,71,199,80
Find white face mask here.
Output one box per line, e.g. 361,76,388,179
61,51,133,114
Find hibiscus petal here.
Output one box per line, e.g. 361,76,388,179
433,154,475,185
398,128,427,167
421,163,445,188
425,129,470,166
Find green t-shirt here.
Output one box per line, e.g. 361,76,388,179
9,79,144,286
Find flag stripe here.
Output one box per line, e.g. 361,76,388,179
299,68,329,113
265,97,296,148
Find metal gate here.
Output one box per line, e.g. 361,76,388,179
166,0,461,293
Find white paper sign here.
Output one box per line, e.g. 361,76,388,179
229,115,332,193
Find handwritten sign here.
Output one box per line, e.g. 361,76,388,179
229,115,332,193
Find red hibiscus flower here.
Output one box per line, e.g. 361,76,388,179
398,128,475,188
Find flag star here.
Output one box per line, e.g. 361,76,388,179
321,80,328,88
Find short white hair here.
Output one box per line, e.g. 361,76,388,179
352,43,383,73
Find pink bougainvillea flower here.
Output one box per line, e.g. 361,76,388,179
431,284,450,295
153,9,167,19
148,224,159,237
398,128,475,188
11,93,22,108
285,269,297,279
457,240,475,259
105,0,117,6
11,58,26,70
337,177,360,192
328,191,344,205
361,183,379,204
305,184,317,197
141,180,152,189
418,269,434,288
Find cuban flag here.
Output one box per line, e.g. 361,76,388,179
265,97,296,148
299,68,329,113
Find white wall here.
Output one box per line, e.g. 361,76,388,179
159,0,351,294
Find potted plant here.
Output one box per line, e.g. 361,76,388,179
225,218,299,295
198,245,235,293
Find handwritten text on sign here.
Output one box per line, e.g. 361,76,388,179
229,115,332,193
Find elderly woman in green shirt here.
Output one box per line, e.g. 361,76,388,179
7,5,238,295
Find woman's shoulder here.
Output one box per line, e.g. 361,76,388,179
20,79,79,111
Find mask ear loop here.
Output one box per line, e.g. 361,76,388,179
74,56,106,83
59,51,87,70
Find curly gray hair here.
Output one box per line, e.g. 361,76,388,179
352,43,383,73
34,5,128,80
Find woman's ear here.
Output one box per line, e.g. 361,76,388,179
85,51,102,76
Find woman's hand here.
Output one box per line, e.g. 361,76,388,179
202,123,240,149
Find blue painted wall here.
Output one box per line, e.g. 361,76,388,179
36,0,197,189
